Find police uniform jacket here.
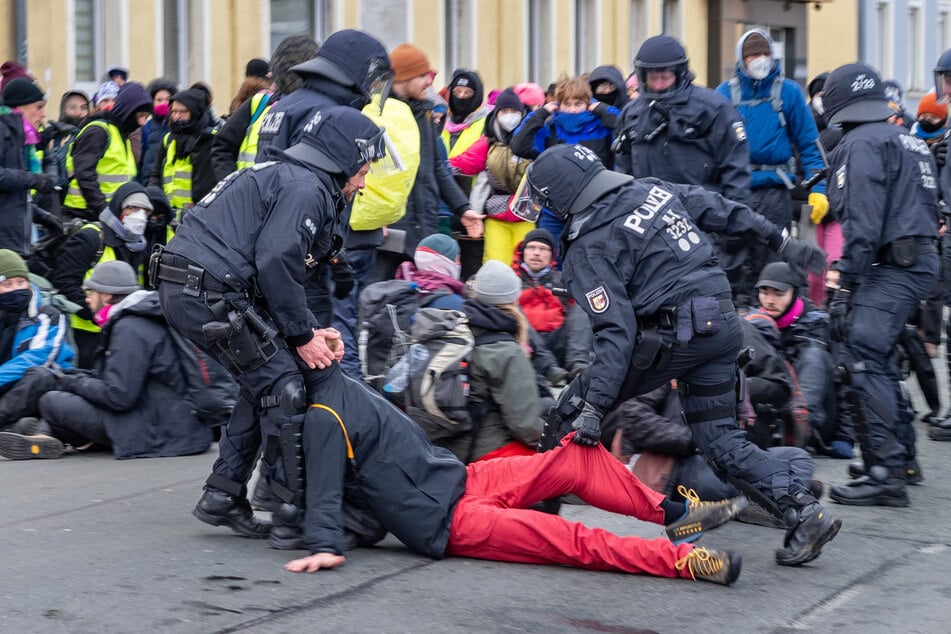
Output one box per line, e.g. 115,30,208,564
165,155,341,346
561,178,780,410
614,85,751,205
303,364,467,557
827,121,940,289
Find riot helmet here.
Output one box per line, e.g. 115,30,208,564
634,35,690,96
822,62,892,125
512,145,631,222
934,48,951,103
289,29,393,112
283,106,387,178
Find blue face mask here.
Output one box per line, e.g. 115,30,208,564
552,110,597,134
0,288,31,315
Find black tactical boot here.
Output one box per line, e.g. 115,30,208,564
830,465,909,507
664,486,748,544
928,416,951,441
250,477,279,512
848,460,922,485
675,547,742,585
775,498,841,566
268,523,307,550
192,489,271,538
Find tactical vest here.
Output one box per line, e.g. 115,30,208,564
237,91,273,170
63,120,136,210
161,133,192,213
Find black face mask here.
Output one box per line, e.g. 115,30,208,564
594,90,617,106
449,93,478,120
0,288,31,316
918,118,945,134
60,115,83,127
169,119,196,134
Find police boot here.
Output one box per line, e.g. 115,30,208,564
674,547,742,586
192,489,271,538
250,477,279,512
664,486,749,544
829,465,909,507
775,497,841,566
928,415,951,441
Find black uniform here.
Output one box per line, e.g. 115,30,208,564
822,65,940,505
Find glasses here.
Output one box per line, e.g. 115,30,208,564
524,244,552,253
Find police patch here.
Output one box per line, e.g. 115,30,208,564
303,217,317,236
585,286,610,314
732,121,747,142
836,165,846,189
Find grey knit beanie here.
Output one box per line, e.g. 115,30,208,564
83,261,140,295
471,260,521,305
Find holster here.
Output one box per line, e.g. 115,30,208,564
147,245,163,288
632,330,671,371
203,307,283,375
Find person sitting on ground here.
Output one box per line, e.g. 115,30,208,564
0,250,74,437
284,347,748,586
0,260,212,460
394,233,465,311
513,228,591,383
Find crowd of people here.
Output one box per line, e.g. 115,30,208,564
1,27,950,588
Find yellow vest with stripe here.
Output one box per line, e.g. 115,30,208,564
63,121,136,210
71,223,115,334
237,92,273,170
161,133,193,213
441,118,486,159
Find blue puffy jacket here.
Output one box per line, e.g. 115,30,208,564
0,284,74,388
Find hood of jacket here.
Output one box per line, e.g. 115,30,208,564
734,29,781,82
103,290,162,327
588,65,629,109
109,82,153,135
462,299,517,335
107,181,151,218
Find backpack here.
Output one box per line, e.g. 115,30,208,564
27,220,104,279
167,327,239,426
357,279,448,387
390,307,475,442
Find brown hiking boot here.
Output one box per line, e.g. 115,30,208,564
675,547,742,586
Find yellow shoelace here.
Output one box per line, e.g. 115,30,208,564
674,547,724,581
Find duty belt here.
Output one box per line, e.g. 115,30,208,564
875,240,937,266
641,298,735,330
156,253,231,294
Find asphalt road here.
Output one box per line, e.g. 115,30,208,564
3,376,951,633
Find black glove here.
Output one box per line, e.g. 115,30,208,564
544,365,569,388
33,207,65,235
777,235,827,275
829,288,852,343
331,252,355,300
571,402,605,447
56,373,83,393
31,173,56,195
932,138,948,171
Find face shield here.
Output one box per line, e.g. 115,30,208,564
935,70,951,104
356,126,404,175
510,170,548,223
363,58,394,115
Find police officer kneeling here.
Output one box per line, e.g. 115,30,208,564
156,107,385,543
820,64,940,506
516,144,841,566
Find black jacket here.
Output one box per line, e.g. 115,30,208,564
147,117,217,205
57,291,212,459
389,98,469,256
561,178,781,410
303,363,467,557
166,154,342,344
210,96,254,181
602,384,695,456
0,111,35,254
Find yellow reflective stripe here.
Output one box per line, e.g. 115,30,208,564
310,404,354,459
63,121,135,208
71,236,115,333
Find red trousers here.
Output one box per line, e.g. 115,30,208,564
446,434,695,578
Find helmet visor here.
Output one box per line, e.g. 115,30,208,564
363,61,394,115
934,70,951,104
510,170,546,223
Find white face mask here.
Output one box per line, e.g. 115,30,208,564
746,56,772,81
122,209,148,236
812,95,824,115
497,112,523,132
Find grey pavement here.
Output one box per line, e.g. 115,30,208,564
3,373,951,633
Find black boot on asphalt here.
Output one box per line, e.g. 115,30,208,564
251,477,279,512
928,416,951,441
192,489,271,538
830,465,909,507
849,459,923,485
0,431,64,460
775,499,841,566
268,523,307,550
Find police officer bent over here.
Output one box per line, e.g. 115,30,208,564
156,107,385,541
821,64,940,507
516,144,840,566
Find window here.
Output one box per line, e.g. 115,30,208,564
269,0,335,52
662,0,680,37
528,0,555,85
630,0,648,64
162,0,186,85
875,1,893,80
360,0,408,50
444,0,477,74
940,4,951,71
74,0,102,83
574,0,599,74
907,3,923,91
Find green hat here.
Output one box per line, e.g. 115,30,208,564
0,249,29,282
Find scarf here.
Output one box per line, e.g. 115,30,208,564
1,106,41,174
98,208,147,253
520,262,552,281
775,296,804,330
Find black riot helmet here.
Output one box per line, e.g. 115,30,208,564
512,145,631,222
934,48,951,103
822,62,892,125
634,35,691,97
289,29,393,112
283,106,386,178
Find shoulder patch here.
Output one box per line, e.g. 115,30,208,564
302,216,317,236
585,286,610,314
732,121,747,142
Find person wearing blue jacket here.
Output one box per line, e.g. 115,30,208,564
716,29,828,306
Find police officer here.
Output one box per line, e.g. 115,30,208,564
931,49,951,199
515,143,840,566
156,107,386,543
613,35,750,205
820,64,940,506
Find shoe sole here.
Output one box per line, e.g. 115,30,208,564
192,506,271,539
828,491,910,507
0,433,64,460
775,518,842,566
666,496,749,544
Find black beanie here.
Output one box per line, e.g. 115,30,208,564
522,228,555,254
171,88,207,119
493,87,525,114
2,77,44,107
246,58,270,79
